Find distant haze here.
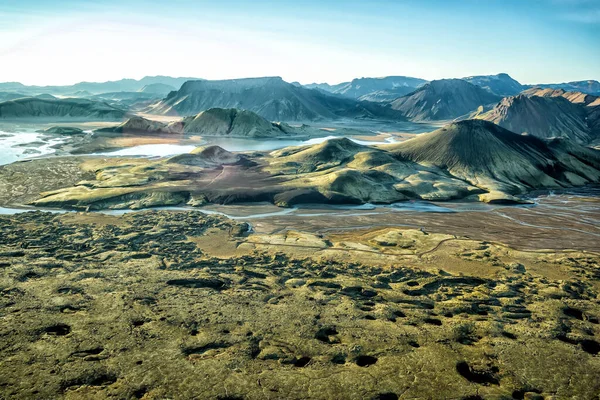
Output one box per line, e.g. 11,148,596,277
1,0,598,86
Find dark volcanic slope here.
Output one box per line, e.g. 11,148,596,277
462,73,524,96
390,79,501,121
479,94,592,143
388,119,600,199
522,88,600,138
150,77,405,122
0,97,127,120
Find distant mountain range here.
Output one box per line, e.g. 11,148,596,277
304,76,428,102
0,97,127,120
0,74,599,131
0,76,199,96
149,77,405,122
530,80,600,95
462,73,525,97
389,79,502,121
301,74,600,100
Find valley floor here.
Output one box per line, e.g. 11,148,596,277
0,210,599,399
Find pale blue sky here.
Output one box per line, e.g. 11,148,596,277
0,0,598,85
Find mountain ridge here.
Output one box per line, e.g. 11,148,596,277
150,77,406,122
479,94,592,143
390,79,502,121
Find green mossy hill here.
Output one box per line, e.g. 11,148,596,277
388,119,600,200
167,145,241,167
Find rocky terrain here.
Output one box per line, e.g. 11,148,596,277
0,98,128,121
0,210,598,399
2,120,598,210
149,77,406,122
479,94,593,143
390,79,501,121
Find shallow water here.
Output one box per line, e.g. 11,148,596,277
0,198,536,220
95,135,395,157
0,130,65,165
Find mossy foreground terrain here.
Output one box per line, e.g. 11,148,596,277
1,211,599,399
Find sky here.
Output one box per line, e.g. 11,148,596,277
0,0,599,86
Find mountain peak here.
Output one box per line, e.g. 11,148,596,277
479,94,592,143
390,79,501,121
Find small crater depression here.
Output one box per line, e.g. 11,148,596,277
580,339,600,355
563,307,584,321
166,278,228,290
293,356,311,367
372,393,398,400
456,361,499,385
42,323,71,336
355,355,378,367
